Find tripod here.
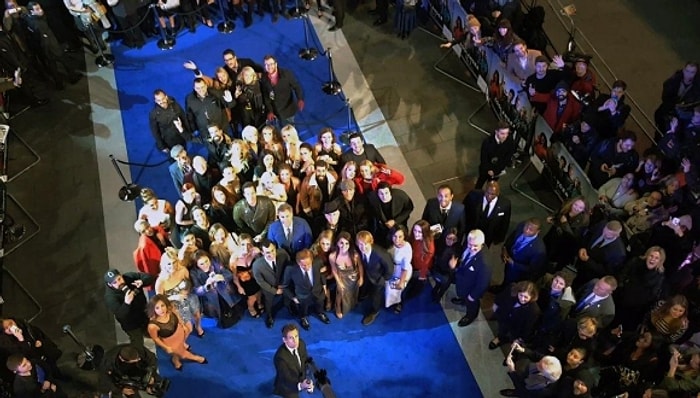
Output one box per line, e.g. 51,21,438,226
321,48,341,95
85,23,114,67
110,155,141,201
298,14,318,60
153,4,176,50
217,0,235,33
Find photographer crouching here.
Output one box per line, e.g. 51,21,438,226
104,269,155,350
100,344,169,398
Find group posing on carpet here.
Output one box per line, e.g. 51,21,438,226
137,46,700,398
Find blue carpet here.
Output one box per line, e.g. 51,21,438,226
111,15,482,397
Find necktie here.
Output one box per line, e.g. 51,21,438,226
271,261,277,272
285,227,292,242
513,235,527,254
364,254,370,264
591,236,605,249
307,270,313,286
575,294,594,312
441,208,448,222
293,349,301,367
482,201,491,218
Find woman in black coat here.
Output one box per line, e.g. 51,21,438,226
543,197,590,269
613,246,666,330
490,280,541,349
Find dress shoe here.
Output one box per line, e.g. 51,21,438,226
499,389,517,397
451,297,465,305
361,312,378,326
318,313,331,324
373,17,387,26
195,329,205,338
300,317,311,330
393,303,402,314
457,315,474,327
328,24,342,31
265,316,275,329
488,338,503,350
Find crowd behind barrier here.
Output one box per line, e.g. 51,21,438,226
3,0,700,396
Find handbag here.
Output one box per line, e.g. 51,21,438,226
218,295,242,329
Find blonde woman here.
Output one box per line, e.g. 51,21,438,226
154,248,205,337
236,66,265,128
229,139,254,183
281,125,301,170
257,171,287,210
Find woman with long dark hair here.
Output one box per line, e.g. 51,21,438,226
544,196,590,269
147,295,207,370
329,231,362,319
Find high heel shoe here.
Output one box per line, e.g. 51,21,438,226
488,338,503,350
198,358,208,364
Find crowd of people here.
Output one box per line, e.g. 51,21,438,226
439,5,700,397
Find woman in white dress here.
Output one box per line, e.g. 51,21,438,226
387,225,413,314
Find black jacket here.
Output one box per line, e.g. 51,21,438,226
261,67,304,120
104,272,155,331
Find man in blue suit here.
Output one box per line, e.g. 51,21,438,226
167,144,193,196
500,218,547,287
268,203,313,258
282,249,330,331
421,184,466,245
356,230,393,326
450,229,492,327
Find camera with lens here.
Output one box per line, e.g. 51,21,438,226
119,284,141,295
117,367,170,398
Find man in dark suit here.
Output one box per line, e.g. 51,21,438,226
367,182,414,248
500,218,547,287
356,230,393,326
475,121,516,190
282,249,331,331
273,323,313,398
570,276,617,328
268,203,313,258
261,54,304,125
422,184,466,245
168,144,194,196
336,180,371,237
463,181,512,248
340,132,386,168
253,240,291,329
7,354,66,398
451,229,492,327
572,220,627,289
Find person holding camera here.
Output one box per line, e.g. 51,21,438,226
104,269,155,350
273,323,314,398
100,344,167,398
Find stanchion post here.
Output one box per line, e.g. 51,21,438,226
86,23,114,67
153,4,176,50
321,49,341,95
288,0,306,18
298,14,318,61
216,0,235,33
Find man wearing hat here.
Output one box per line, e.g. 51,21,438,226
167,144,194,196
336,179,370,238
543,80,583,135
103,269,155,349
524,55,564,114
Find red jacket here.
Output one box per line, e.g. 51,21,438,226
543,94,582,134
411,238,435,280
354,164,405,195
133,226,168,283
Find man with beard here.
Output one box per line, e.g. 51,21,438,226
205,124,232,172
261,54,304,126
543,81,582,136
298,160,337,233
367,182,414,248
150,89,190,154
422,184,466,246
185,77,234,141
587,130,638,189
505,40,542,85
524,56,563,114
